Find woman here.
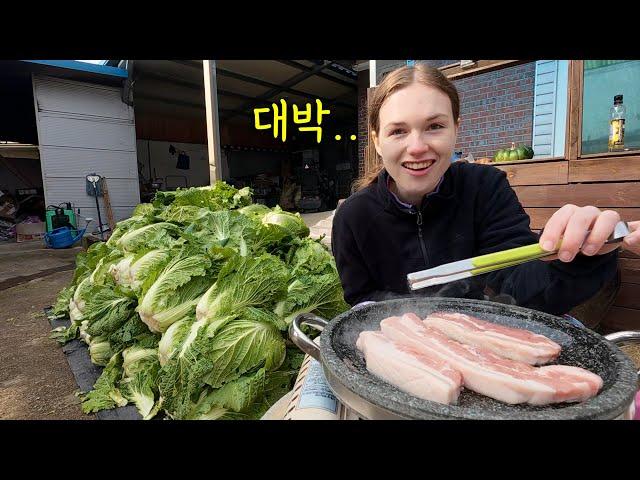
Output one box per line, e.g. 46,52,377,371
332,64,640,317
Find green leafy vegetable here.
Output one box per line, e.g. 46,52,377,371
262,206,310,239
137,250,213,333
50,179,350,421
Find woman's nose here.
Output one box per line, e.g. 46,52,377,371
406,132,430,155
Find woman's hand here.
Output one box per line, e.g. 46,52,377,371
539,205,639,261
623,220,640,254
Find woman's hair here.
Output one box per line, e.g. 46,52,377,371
353,63,460,192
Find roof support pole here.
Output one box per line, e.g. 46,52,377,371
203,60,223,183
369,60,377,87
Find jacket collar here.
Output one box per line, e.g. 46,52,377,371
376,165,458,216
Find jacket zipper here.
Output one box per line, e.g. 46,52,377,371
416,210,430,267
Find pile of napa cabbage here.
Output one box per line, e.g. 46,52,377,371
50,182,348,419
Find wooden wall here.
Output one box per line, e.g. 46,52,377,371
494,156,640,333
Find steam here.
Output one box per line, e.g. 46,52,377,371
361,278,519,307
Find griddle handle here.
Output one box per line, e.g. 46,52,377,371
604,330,640,382
289,313,328,362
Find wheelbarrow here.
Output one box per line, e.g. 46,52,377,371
44,223,90,249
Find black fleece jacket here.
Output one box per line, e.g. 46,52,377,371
331,162,618,316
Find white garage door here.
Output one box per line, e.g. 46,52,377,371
33,74,140,225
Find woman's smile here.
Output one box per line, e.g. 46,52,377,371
401,159,437,176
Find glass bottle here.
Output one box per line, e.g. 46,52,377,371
608,94,626,152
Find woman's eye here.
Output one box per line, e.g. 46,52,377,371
390,129,405,136
428,124,444,130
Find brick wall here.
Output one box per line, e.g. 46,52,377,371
356,61,536,170
454,62,535,159
423,60,458,69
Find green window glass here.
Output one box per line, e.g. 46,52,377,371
582,60,640,155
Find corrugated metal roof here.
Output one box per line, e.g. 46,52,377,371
21,60,128,78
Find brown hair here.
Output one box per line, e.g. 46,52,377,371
353,63,460,191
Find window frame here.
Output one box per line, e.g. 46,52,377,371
442,59,639,166
568,59,640,161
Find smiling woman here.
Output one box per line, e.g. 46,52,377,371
331,63,639,318
355,66,460,199
371,84,458,206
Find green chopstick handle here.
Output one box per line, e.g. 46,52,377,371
471,255,548,276
471,242,556,269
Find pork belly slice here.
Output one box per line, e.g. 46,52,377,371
356,330,463,405
536,365,603,403
380,313,602,406
423,311,561,365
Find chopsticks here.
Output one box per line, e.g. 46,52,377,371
407,221,631,290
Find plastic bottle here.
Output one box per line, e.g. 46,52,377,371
608,94,626,152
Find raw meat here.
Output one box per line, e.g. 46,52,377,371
379,313,602,405
356,330,463,405
536,365,603,403
423,311,561,365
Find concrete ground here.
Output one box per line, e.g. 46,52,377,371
301,210,335,248
0,272,92,420
0,240,89,419
0,240,81,290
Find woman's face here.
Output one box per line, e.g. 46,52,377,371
372,82,458,205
